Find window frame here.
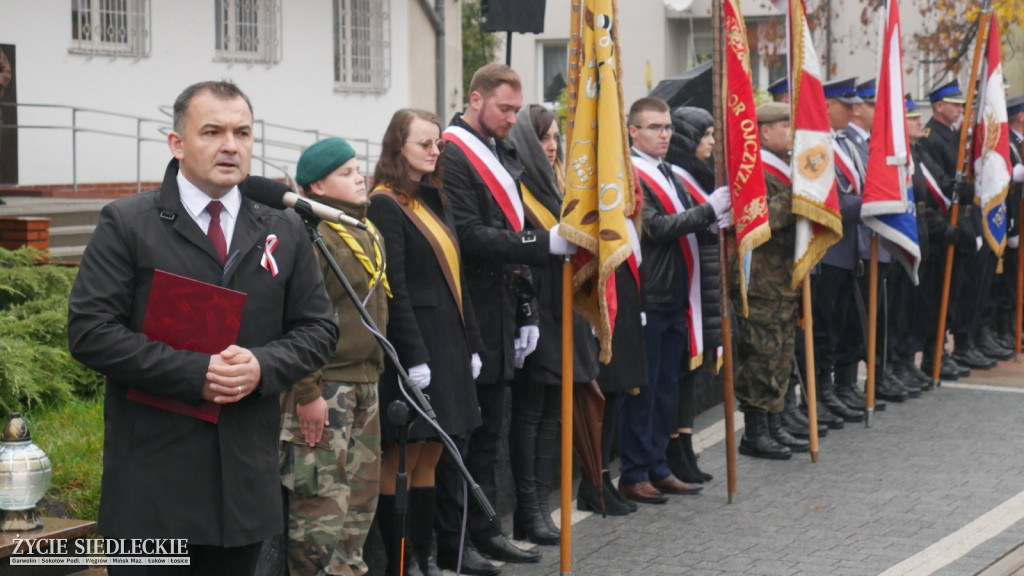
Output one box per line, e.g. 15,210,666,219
214,0,283,64
333,0,391,94
70,0,151,58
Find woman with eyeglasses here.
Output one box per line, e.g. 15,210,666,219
368,108,484,576
506,104,601,542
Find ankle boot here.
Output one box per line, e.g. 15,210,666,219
787,367,832,435
408,488,443,576
767,412,810,453
887,362,921,397
534,417,561,537
604,470,636,512
666,435,704,484
952,332,997,369
833,363,864,410
817,368,864,423
739,412,792,460
681,433,712,482
875,363,909,402
377,494,421,576
975,324,1013,361
577,473,630,516
994,316,1016,350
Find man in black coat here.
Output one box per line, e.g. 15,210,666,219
434,63,576,575
67,81,338,576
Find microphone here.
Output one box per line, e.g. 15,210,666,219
241,176,368,230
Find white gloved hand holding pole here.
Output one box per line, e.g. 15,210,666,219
407,363,431,390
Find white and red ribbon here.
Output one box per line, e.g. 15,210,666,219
261,234,279,277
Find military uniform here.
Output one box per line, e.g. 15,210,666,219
730,150,798,413
280,142,388,576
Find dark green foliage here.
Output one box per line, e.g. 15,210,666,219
0,247,102,412
461,0,500,105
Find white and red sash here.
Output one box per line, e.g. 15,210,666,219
443,125,524,232
633,155,703,370
918,161,950,216
761,149,793,186
833,139,862,195
670,165,709,204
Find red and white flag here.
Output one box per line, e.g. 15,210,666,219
861,0,921,284
973,14,1011,259
781,0,842,287
723,0,770,316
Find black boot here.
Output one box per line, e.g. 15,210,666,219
509,410,558,545
817,368,864,423
975,324,1013,361
533,417,561,538
785,365,829,437
739,411,792,460
604,470,636,512
952,332,997,369
875,363,909,402
512,490,559,545
681,433,712,482
887,362,921,397
922,350,960,381
994,316,1016,350
666,435,704,484
767,412,810,453
902,357,934,389
378,494,422,576
577,473,631,516
410,487,444,576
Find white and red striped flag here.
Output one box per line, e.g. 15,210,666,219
973,14,1011,260
775,0,842,287
861,0,921,284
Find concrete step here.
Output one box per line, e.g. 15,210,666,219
49,244,87,263
50,224,96,247
0,197,112,228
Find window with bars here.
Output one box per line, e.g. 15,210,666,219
70,0,150,57
334,0,390,94
215,0,282,63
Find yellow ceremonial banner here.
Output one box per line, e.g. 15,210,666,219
560,0,634,363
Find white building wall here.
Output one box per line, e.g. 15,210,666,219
0,0,419,186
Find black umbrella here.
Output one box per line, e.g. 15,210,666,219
649,60,713,115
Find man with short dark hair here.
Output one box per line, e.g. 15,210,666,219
617,96,728,502
68,80,338,576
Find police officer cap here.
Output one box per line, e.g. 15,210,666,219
928,80,966,104
757,102,790,124
905,94,921,118
822,77,863,104
856,79,877,103
1007,94,1024,117
767,77,789,99
296,137,357,186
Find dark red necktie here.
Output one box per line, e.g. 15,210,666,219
206,201,227,264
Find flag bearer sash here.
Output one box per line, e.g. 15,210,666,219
634,155,704,370
443,125,524,232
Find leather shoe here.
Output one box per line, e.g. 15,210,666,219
953,346,997,370
650,474,702,495
473,533,541,564
437,544,501,576
617,481,668,504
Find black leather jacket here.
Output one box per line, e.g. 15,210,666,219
637,159,717,307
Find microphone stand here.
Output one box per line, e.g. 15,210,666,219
291,198,497,525
388,400,413,576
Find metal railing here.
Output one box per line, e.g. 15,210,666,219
1,101,380,193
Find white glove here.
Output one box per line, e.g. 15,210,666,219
408,363,431,390
716,208,732,230
708,186,731,217
640,312,647,327
471,353,482,380
976,236,983,252
1009,235,1019,249
1013,164,1024,183
547,224,578,255
514,325,540,366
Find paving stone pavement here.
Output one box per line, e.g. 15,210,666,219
487,361,1024,576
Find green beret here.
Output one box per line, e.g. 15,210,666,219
757,102,790,124
296,137,357,186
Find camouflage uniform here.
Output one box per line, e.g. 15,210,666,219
730,161,798,413
280,196,389,576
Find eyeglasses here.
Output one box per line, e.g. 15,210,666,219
407,138,447,152
634,124,674,135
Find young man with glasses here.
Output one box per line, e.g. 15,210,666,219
617,97,729,504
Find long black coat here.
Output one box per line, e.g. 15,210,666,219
67,160,338,546
444,114,549,384
368,184,485,441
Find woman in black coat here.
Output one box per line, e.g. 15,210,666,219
507,105,601,542
368,108,484,575
663,105,719,484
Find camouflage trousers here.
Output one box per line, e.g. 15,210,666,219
280,381,381,576
733,296,798,414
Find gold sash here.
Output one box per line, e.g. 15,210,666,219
324,219,392,297
521,184,560,231
371,187,465,325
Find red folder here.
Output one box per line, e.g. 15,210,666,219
125,269,247,424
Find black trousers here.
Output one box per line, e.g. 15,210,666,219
434,382,507,551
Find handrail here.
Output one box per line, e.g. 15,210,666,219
1,102,381,193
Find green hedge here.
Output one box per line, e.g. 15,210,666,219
0,247,103,413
